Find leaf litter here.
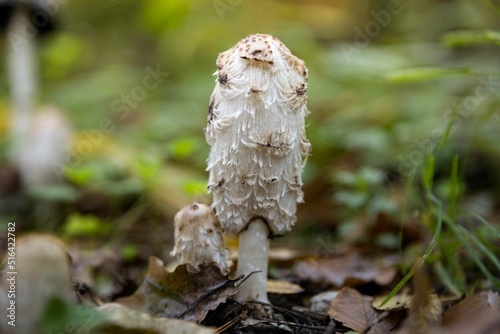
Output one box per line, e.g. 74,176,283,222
293,252,398,287
4,234,499,334
117,256,241,322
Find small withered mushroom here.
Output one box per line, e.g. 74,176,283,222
171,203,231,275
0,234,76,334
206,34,311,303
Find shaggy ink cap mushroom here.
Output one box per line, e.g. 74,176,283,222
206,33,311,303
206,33,311,237
171,203,231,275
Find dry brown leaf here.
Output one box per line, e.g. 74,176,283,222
294,253,397,287
267,279,304,294
93,303,215,334
117,256,239,323
269,247,308,266
328,287,382,332
372,289,412,311
442,291,500,334
310,290,339,313
366,310,404,334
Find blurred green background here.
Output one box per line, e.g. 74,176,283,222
0,0,499,263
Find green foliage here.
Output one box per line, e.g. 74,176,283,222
40,296,107,334
42,33,90,80
181,178,209,197
121,243,139,261
442,30,500,47
140,0,192,33
333,167,396,216
382,108,500,306
385,67,471,84
28,184,79,202
63,213,112,237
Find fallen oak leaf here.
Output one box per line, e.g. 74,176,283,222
294,252,397,287
267,279,304,294
118,256,241,323
366,310,404,334
372,289,412,311
442,291,500,334
93,303,216,334
328,287,382,333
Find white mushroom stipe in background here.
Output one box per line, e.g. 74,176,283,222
7,7,38,164
206,34,311,303
171,203,231,275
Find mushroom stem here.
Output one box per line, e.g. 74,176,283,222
235,218,270,303
7,7,37,164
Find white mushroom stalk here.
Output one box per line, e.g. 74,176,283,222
206,34,311,303
171,203,231,275
7,7,38,164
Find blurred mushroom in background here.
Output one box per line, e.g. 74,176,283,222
18,106,73,187
0,234,76,334
0,0,59,178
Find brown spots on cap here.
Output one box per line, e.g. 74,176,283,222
218,72,228,85
208,178,225,191
249,87,261,94
216,51,229,70
240,175,251,185
296,83,307,95
266,177,278,185
237,34,275,64
302,65,308,78
208,98,216,123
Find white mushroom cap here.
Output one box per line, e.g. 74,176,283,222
18,106,73,186
0,0,56,34
206,33,311,236
171,203,231,275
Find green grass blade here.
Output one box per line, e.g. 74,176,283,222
459,210,500,239
422,154,435,194
434,261,462,295
457,229,500,289
385,67,470,83
442,29,500,47
379,266,415,308
380,194,444,307
457,225,500,272
448,155,460,217
398,169,418,262
437,100,461,152
443,216,500,289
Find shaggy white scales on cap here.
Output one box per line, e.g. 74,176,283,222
171,203,231,275
206,33,311,303
206,33,311,236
